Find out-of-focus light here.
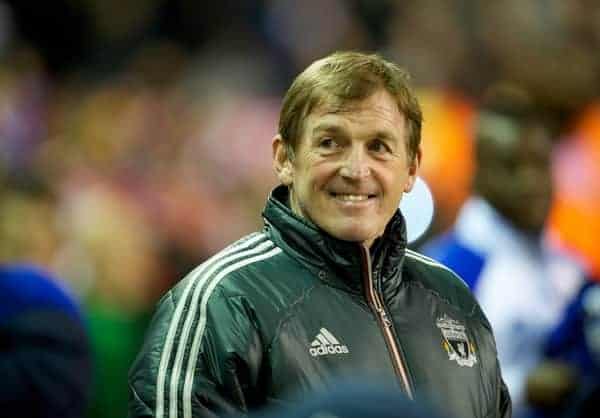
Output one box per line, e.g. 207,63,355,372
400,176,434,244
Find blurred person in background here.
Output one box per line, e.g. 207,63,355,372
0,155,91,418
0,263,92,418
129,51,510,418
524,273,600,418
525,98,600,418
423,83,583,416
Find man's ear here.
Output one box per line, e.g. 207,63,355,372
404,146,422,193
272,134,294,186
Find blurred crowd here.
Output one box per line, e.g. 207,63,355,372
1,1,600,418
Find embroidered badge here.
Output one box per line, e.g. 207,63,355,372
436,314,477,367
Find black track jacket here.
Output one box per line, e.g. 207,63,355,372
129,186,511,418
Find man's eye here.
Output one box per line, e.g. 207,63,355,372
369,140,391,153
319,138,337,149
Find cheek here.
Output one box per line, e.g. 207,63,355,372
302,162,336,189
382,170,409,195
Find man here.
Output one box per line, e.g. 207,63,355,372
129,51,511,418
423,83,582,415
0,263,92,418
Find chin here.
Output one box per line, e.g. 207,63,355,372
327,225,379,244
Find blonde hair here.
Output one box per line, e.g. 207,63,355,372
278,51,422,161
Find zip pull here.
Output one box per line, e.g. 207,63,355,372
375,306,391,326
380,309,393,327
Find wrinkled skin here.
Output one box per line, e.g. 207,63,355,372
273,89,421,248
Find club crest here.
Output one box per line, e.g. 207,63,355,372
436,314,477,367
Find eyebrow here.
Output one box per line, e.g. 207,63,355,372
311,123,345,136
372,130,398,143
311,124,398,142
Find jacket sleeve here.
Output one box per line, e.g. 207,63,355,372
483,312,511,418
471,296,512,418
497,368,512,418
129,285,265,418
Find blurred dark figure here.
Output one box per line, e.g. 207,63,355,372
0,264,92,418
526,275,600,418
423,83,583,416
247,381,447,418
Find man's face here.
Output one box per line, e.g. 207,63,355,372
273,89,420,247
477,118,554,233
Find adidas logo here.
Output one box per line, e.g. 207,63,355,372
309,327,349,357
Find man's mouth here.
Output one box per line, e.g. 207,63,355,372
329,192,376,201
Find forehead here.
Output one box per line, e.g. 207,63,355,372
304,89,406,135
479,114,552,155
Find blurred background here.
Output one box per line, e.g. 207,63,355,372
1,1,599,417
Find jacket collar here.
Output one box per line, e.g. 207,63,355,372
262,185,407,295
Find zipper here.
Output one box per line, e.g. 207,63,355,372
360,244,414,400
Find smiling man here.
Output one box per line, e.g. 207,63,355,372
274,88,417,247
129,52,511,418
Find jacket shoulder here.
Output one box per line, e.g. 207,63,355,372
129,233,283,417
169,233,283,297
403,249,491,328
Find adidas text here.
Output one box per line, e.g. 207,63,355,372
309,327,350,357
309,345,349,356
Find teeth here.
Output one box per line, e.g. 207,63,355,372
335,194,369,201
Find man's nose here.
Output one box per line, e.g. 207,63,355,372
339,147,371,179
